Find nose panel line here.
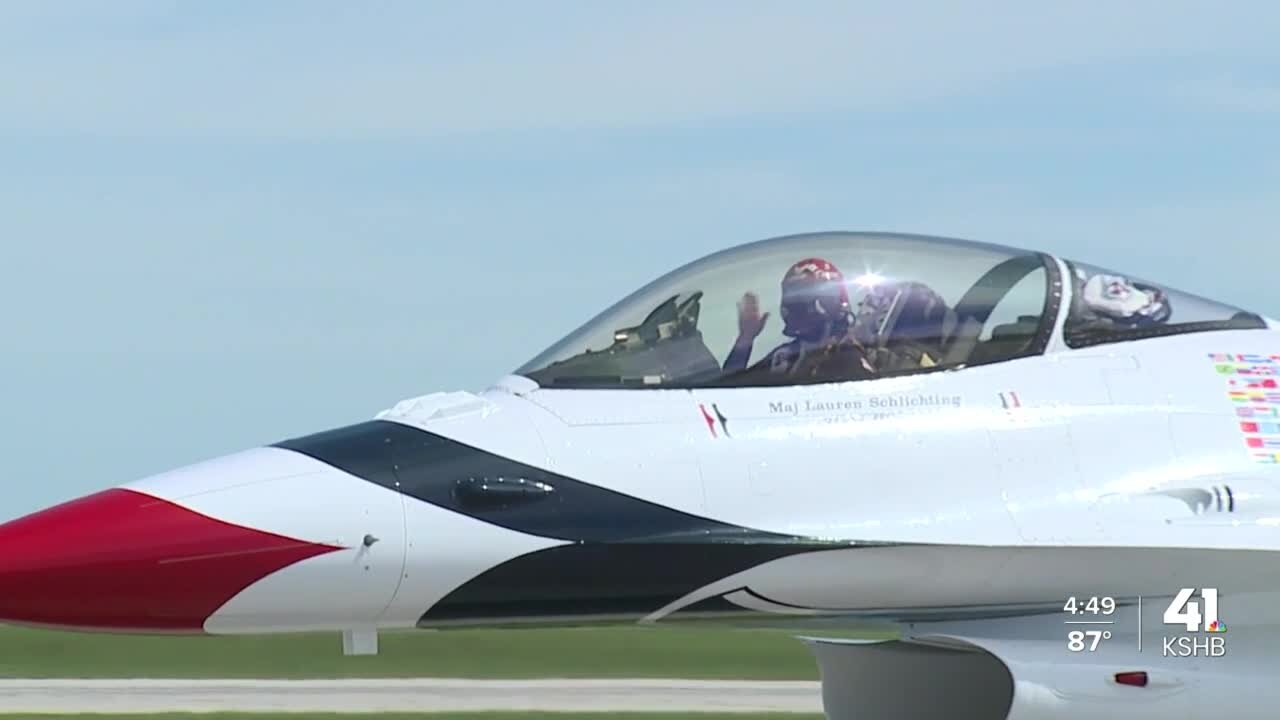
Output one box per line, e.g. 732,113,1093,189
156,542,347,565
139,469,326,502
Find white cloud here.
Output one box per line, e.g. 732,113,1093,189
1,1,1276,138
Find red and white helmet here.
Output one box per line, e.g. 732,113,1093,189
779,257,851,337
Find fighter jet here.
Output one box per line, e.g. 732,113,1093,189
3,231,1280,719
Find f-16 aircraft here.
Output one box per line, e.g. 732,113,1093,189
3,231,1280,719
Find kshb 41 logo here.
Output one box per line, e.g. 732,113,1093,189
1162,588,1227,657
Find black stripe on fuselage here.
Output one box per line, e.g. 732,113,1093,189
273,418,824,545
273,418,856,624
420,541,843,624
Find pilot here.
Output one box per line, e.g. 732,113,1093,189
852,280,950,371
722,258,875,381
1074,269,1172,328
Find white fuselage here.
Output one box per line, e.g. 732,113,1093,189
90,326,1280,635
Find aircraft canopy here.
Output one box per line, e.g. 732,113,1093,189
516,232,1264,389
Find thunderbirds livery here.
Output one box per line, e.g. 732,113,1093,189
3,231,1279,719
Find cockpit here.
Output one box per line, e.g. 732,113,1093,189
516,232,1267,390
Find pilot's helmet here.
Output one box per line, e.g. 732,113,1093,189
779,257,851,338
854,280,949,345
1081,273,1172,326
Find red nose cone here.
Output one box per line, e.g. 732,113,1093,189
0,488,341,631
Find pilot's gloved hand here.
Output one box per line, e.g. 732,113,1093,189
736,292,770,344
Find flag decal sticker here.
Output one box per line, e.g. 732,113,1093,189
1212,353,1280,463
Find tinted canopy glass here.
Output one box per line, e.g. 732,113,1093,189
517,232,1059,389
1063,260,1266,348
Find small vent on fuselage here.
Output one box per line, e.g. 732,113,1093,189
452,476,556,511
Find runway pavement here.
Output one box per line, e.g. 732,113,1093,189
0,678,824,714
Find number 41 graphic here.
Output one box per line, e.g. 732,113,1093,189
1163,587,1225,632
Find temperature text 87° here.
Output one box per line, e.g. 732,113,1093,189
1068,630,1112,652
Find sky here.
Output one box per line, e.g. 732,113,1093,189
2,1,1278,519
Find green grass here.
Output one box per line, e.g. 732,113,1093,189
0,623,893,679
0,715,823,720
